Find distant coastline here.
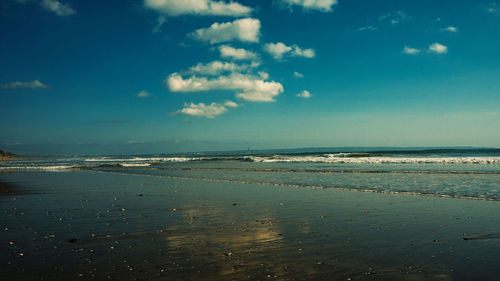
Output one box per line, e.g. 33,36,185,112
0,150,16,161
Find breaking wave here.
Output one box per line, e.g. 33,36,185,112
247,155,500,164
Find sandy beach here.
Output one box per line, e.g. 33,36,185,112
1,170,500,280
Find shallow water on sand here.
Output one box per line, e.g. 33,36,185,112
1,170,500,280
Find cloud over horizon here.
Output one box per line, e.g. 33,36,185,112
279,0,338,12
219,45,259,60
167,73,284,102
144,0,252,17
224,100,239,108
294,71,304,78
190,18,261,44
40,0,76,17
429,42,448,54
296,90,311,98
136,90,151,98
1,80,49,89
187,60,259,75
264,42,315,60
174,102,228,118
357,25,377,32
402,46,420,55
442,26,458,32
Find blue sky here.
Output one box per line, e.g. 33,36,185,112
1,0,500,154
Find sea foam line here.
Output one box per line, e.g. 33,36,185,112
249,155,500,164
83,157,198,162
0,165,78,171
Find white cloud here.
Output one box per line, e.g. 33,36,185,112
292,45,315,58
175,102,228,118
294,71,304,78
263,42,292,59
136,90,151,98
429,42,448,54
296,90,311,98
144,0,252,17
190,18,261,44
224,100,239,107
219,45,258,60
188,61,258,75
357,25,377,32
279,0,338,12
402,46,420,55
264,42,315,60
167,73,284,102
40,0,76,17
1,80,49,89
442,26,458,32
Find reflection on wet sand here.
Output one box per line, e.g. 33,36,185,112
62,204,452,281
0,171,493,280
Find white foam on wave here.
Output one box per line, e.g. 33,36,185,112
84,157,199,163
119,163,152,167
0,165,77,171
248,155,500,164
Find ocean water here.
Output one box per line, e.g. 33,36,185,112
2,148,500,201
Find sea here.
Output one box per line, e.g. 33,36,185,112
2,148,500,201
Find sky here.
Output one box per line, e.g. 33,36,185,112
1,0,500,155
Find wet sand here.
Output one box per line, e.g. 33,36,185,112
0,181,17,196
1,171,500,280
